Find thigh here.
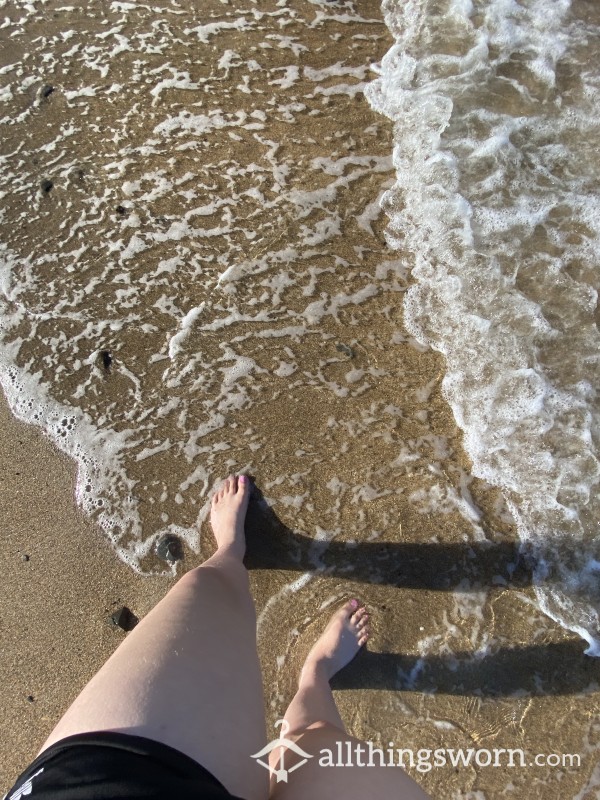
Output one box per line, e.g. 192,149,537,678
41,564,268,800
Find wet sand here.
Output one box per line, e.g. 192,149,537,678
2,387,599,798
0,0,599,796
0,394,173,791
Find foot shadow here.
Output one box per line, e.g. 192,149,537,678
243,480,531,591
243,482,600,696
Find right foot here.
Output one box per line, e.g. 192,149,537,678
301,600,369,682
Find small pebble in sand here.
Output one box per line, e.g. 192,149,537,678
336,343,354,358
110,606,138,632
156,534,184,563
100,350,112,370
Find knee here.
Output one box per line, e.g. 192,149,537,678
178,562,253,609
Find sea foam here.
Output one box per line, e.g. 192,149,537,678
366,0,600,652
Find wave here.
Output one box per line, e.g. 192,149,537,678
365,0,600,652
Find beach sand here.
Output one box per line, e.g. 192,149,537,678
2,385,599,798
1,0,599,796
0,394,174,790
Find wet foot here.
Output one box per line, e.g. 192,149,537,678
210,474,250,559
301,599,369,683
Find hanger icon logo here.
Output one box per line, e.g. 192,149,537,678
251,719,313,783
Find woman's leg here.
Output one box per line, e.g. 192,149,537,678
40,474,268,800
269,601,430,800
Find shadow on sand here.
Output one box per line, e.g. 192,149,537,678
243,483,600,696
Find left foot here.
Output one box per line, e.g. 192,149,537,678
210,474,250,559
301,599,370,683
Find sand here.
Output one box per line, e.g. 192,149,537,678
1,0,599,795
2,386,600,798
0,394,174,791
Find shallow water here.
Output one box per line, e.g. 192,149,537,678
1,0,597,650
1,1,599,794
366,0,600,654
0,0,490,572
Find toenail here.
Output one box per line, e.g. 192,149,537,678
350,599,358,608
240,475,247,483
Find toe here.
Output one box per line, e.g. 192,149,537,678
345,599,359,617
351,606,367,623
213,476,233,501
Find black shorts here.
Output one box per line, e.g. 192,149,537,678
4,731,244,800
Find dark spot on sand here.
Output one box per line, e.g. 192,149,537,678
41,84,54,99
27,695,34,703
41,179,53,194
100,350,112,370
116,205,129,216
336,343,354,358
156,534,184,563
22,554,30,562
110,606,138,632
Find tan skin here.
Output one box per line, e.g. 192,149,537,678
41,474,430,800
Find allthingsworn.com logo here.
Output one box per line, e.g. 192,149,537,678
250,721,581,781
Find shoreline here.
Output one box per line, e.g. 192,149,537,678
0,392,173,792
0,1,598,792
1,391,599,798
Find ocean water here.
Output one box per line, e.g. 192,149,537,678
0,0,598,668
366,0,600,654
0,0,402,567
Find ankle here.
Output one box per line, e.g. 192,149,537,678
300,658,331,687
213,541,245,562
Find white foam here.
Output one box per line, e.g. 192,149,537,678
167,304,205,360
367,0,600,651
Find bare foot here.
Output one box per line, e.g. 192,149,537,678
210,474,250,559
301,599,369,683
